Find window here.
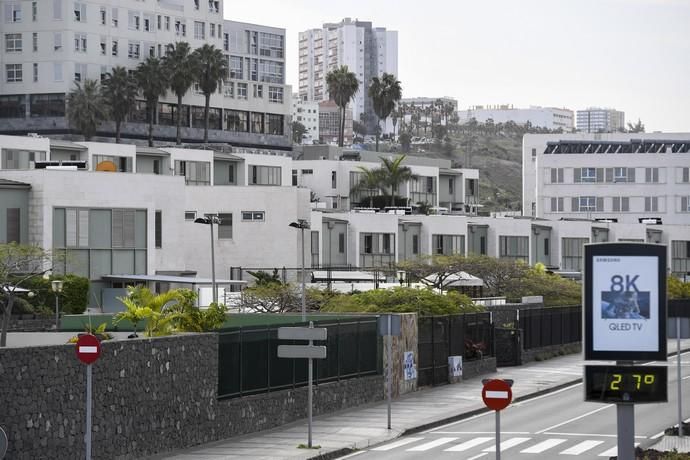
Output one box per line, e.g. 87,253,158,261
0,94,26,118
128,42,140,59
412,234,419,254
184,211,196,221
30,93,65,117
6,208,20,243
53,62,63,81
111,7,118,27
364,234,373,253
225,109,248,132
65,208,89,247
292,169,298,186
432,235,464,255
73,2,85,22
229,56,243,79
100,7,106,25
92,154,131,172
154,211,162,248
301,169,313,174
128,11,140,30
223,33,229,51
210,23,215,38
259,59,284,83
217,214,232,239
32,63,38,82
209,0,219,13
249,165,281,185
194,0,200,10
223,81,234,97
54,32,62,51
644,196,659,212
111,40,118,56
32,1,37,21
612,196,629,212
112,209,136,248
174,160,210,185
74,33,87,52
143,14,152,32
6,3,22,23
682,167,690,183
236,82,247,100
156,15,161,30
5,33,22,52
683,196,690,212
331,171,337,188
671,241,690,274
562,238,588,271
645,167,659,183
74,63,87,81
194,21,205,40
268,86,283,103
164,16,170,31
338,233,345,253
578,196,596,212
499,236,529,262
266,113,283,135
53,0,62,20
581,167,596,182
250,112,263,133
175,19,186,36
550,167,564,183
253,84,263,98
550,197,563,212
241,211,265,222
32,32,37,51
99,37,106,55
6,64,22,83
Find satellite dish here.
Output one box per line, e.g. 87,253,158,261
95,160,117,172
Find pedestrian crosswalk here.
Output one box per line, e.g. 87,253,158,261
370,435,639,457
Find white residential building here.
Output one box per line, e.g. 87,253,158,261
291,94,319,144
458,105,574,132
298,18,398,135
522,133,690,225
0,1,291,149
576,107,625,133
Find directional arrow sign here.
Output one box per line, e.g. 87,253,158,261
278,327,327,341
482,379,513,411
277,345,327,359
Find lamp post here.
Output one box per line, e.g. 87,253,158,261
195,215,222,305
289,219,310,322
51,280,63,329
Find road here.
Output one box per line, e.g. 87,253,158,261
347,353,690,460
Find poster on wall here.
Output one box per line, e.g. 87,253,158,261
584,243,667,361
448,356,463,378
403,351,417,380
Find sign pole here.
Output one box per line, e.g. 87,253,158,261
679,317,683,437
616,403,635,459
308,321,313,448
85,363,92,460
495,409,501,460
387,314,392,430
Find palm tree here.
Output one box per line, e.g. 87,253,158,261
368,73,402,151
135,57,168,147
193,44,228,143
102,66,137,143
163,42,197,145
67,79,107,141
380,155,413,207
350,166,384,208
326,66,359,147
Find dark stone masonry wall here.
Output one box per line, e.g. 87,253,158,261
1,314,55,332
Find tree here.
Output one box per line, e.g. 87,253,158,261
0,243,54,347
102,66,137,143
627,119,645,133
352,120,367,139
368,73,402,151
135,57,168,147
380,154,413,206
163,42,198,145
350,166,384,208
67,79,107,141
326,66,359,147
292,121,307,144
193,44,228,143
399,131,412,153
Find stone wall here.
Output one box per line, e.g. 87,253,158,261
1,314,55,331
463,357,497,380
382,313,418,398
521,342,581,364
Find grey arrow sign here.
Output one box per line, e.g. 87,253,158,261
277,345,327,359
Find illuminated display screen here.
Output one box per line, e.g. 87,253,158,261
585,365,667,403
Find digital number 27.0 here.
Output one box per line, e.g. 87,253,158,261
609,374,655,390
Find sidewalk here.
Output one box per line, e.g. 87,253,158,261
150,339,690,460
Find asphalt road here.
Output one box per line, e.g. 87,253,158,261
348,353,690,460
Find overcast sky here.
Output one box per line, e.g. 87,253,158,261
227,0,690,132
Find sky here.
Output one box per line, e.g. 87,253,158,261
227,0,690,132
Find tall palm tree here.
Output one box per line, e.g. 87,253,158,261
380,155,413,207
368,73,402,151
163,42,198,145
349,166,384,208
193,44,228,143
102,66,137,143
326,66,359,147
67,79,107,141
135,57,168,147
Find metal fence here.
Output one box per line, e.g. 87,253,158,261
217,317,380,399
417,312,494,387
519,306,582,350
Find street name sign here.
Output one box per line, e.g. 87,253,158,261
482,379,513,411
278,326,327,341
75,334,101,365
277,345,327,359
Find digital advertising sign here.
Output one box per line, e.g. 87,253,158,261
584,243,667,361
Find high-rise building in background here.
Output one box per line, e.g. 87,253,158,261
0,0,292,149
291,94,319,144
458,105,574,132
298,18,398,136
576,107,625,133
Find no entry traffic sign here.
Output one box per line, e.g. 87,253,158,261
482,379,513,411
75,334,101,365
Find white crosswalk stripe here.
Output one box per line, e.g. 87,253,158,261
407,437,458,451
598,443,639,457
559,440,605,455
482,437,532,452
520,438,567,453
444,437,493,452
371,437,424,451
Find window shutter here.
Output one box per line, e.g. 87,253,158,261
605,168,613,183
612,197,620,212
574,168,581,183
66,208,77,246
622,197,629,212
550,197,557,212
596,168,604,183
112,209,123,247
571,197,579,212
78,209,89,247
683,168,689,183
644,197,651,212
645,168,651,183
627,168,635,182
682,196,688,212
596,197,604,211
123,210,135,247
551,168,557,183
6,208,20,243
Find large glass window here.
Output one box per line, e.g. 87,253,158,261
217,213,232,239
191,106,221,130
249,165,281,185
0,94,25,118
229,55,243,79
226,109,248,132
92,155,132,172
250,112,264,133
499,236,528,263
561,238,588,271
259,32,284,58
5,33,22,52
30,93,65,117
5,64,22,83
671,241,690,274
268,86,283,103
175,160,210,185
259,60,284,83
266,113,283,135
432,235,465,255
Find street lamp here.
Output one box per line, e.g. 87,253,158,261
195,215,222,305
289,219,310,321
51,280,64,329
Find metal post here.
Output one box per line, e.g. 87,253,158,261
616,403,635,459
679,317,683,437
387,315,392,430
495,410,501,460
210,220,217,305
85,364,92,460
308,321,313,448
55,294,59,329
301,227,306,322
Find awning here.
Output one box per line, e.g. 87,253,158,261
102,274,246,285
136,146,170,157
311,271,380,282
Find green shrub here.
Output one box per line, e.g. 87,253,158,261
61,275,89,314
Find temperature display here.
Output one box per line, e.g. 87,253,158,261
585,365,667,403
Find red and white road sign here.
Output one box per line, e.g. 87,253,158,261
75,334,101,365
482,379,513,411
